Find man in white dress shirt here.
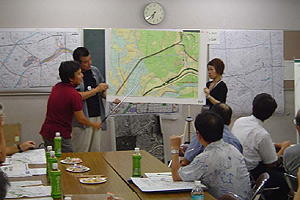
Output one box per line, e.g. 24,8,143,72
232,93,290,200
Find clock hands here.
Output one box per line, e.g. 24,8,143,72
145,11,156,20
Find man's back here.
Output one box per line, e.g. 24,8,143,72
178,140,252,199
231,115,277,170
184,125,242,163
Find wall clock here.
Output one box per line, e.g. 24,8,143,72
143,2,165,25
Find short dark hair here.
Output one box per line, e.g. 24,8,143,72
252,93,277,121
59,61,81,83
207,58,225,75
295,109,300,126
194,111,224,143
211,103,232,125
0,171,9,200
73,47,90,63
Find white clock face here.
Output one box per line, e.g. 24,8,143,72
143,2,164,25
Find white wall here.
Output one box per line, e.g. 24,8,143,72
1,0,300,30
0,0,299,161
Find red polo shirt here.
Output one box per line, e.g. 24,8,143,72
40,82,82,140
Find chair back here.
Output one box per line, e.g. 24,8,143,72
219,192,242,200
283,173,298,197
251,172,270,200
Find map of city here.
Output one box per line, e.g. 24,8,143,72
107,28,203,104
0,28,81,90
209,30,284,115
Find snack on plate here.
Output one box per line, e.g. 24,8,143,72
79,175,107,184
66,164,90,173
60,157,82,164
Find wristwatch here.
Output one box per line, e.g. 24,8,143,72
17,144,23,153
171,149,179,155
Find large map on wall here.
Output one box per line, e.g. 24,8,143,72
209,30,284,115
0,28,81,90
107,28,206,105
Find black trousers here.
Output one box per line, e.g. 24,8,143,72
250,162,289,200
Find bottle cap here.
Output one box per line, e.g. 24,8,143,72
47,146,52,151
55,132,60,137
52,162,58,170
134,147,140,153
50,150,55,157
194,180,201,186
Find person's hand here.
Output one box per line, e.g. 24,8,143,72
170,135,181,150
113,98,121,104
203,87,210,97
95,83,109,93
92,122,103,129
281,140,291,150
20,141,35,151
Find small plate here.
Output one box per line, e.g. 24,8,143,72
79,176,107,184
66,164,90,173
60,157,82,164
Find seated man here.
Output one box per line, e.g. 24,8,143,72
0,115,35,163
283,109,300,176
170,112,251,199
181,103,242,166
231,93,290,200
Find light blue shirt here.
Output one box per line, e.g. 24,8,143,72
184,125,242,162
179,140,252,199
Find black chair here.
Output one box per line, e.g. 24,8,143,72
219,192,242,200
251,172,270,200
283,173,298,200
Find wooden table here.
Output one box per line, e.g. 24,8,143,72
8,151,216,200
100,150,216,200
60,152,139,199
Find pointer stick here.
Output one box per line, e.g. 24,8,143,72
101,84,139,123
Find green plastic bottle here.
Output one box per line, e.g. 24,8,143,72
132,147,142,177
46,146,52,179
48,150,57,183
50,162,62,199
54,132,62,157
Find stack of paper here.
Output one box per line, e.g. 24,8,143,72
6,181,51,199
130,172,206,192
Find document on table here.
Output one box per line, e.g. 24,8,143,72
0,163,46,177
0,163,31,177
130,174,207,192
7,148,46,164
6,181,51,199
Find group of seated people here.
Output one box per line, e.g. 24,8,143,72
170,93,300,200
1,92,300,199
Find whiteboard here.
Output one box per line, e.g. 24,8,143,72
209,29,284,115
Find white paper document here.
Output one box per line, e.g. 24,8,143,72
6,181,51,199
130,175,207,192
145,172,172,177
8,149,46,164
0,163,31,177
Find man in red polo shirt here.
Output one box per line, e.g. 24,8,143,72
39,61,101,152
